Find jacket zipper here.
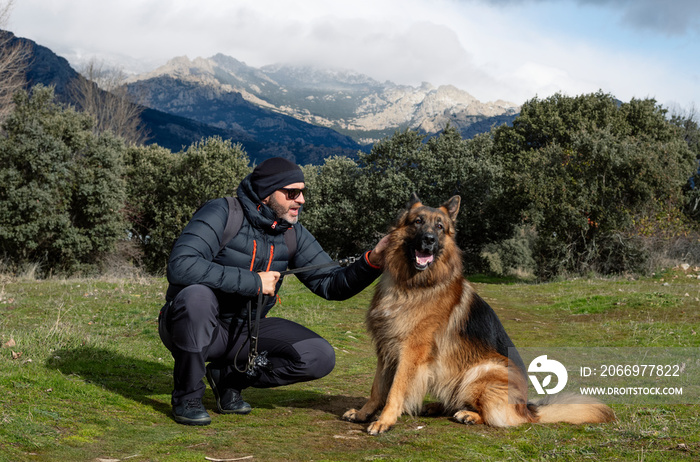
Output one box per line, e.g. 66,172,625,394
249,240,257,271
266,244,274,272
250,240,276,271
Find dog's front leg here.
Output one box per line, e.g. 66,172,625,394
343,358,392,423
366,345,430,435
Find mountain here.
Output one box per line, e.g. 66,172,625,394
6,30,519,165
0,31,226,154
4,30,360,164
127,54,520,145
126,73,363,164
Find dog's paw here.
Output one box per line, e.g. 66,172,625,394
342,409,366,422
367,420,393,435
453,410,484,425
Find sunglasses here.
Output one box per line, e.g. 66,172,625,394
279,188,304,200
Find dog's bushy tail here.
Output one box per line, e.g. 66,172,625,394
531,394,616,424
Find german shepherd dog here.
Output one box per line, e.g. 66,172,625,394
343,194,615,435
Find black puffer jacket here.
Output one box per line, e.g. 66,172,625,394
166,175,381,320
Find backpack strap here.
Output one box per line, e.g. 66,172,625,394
220,197,244,254
284,225,297,260
219,196,297,259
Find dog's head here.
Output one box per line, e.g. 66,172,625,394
385,193,462,284
403,193,460,271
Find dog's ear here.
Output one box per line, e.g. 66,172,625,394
441,195,461,221
408,192,422,209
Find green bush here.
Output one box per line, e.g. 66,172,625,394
480,226,536,278
2,85,697,279
0,85,126,275
490,92,697,278
301,156,364,258
301,127,509,267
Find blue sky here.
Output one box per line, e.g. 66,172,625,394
7,0,700,113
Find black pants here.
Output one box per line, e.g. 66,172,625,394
158,284,336,406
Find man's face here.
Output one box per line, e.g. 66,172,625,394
262,182,305,224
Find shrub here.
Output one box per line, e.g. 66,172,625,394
0,85,126,275
491,92,697,278
480,226,536,278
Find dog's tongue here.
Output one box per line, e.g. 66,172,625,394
415,251,434,266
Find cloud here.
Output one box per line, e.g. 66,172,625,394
7,0,700,109
289,20,481,86
479,0,700,35
574,0,700,36
617,0,700,35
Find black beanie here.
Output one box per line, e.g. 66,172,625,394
250,157,305,200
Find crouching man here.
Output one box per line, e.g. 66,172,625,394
159,157,387,425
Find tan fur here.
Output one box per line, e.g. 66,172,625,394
343,195,615,434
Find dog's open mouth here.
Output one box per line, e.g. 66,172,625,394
414,250,434,270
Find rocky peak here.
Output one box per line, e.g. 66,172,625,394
127,53,519,144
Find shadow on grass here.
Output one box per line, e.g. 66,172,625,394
45,346,367,420
243,387,366,418
45,346,173,416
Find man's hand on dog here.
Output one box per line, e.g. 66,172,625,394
369,235,391,268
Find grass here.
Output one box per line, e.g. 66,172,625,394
0,267,698,461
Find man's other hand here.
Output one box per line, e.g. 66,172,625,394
258,271,281,295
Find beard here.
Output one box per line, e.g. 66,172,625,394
267,194,300,224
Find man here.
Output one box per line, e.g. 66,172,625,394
159,157,387,426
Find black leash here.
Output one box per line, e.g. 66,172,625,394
278,256,358,276
234,256,360,377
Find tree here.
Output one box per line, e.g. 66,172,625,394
0,85,126,275
70,58,148,144
671,106,700,221
490,92,697,277
301,127,506,269
301,156,363,258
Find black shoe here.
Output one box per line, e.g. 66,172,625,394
206,364,253,415
172,398,211,426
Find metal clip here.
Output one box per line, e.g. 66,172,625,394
337,256,357,267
